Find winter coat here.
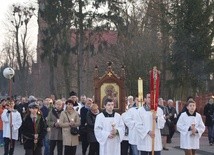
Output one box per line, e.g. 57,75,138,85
47,108,63,140
203,103,214,126
80,106,89,134
59,109,80,146
21,113,47,149
86,110,98,143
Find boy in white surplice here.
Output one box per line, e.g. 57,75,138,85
177,100,205,155
94,98,125,155
135,93,166,155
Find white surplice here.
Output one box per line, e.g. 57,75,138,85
1,109,22,140
94,112,125,155
177,112,205,149
135,107,165,152
122,107,139,145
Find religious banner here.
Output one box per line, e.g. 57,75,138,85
150,66,160,111
150,66,160,155
100,83,120,109
94,62,126,113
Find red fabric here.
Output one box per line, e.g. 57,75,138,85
0,107,3,130
150,67,160,111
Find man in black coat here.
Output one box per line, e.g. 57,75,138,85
203,96,214,145
80,98,93,155
86,104,100,155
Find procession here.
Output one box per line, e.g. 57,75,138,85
0,0,214,155
0,66,213,155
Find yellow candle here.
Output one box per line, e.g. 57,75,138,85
138,77,143,102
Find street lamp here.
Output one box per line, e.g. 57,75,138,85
3,67,15,99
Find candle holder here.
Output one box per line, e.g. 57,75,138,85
111,122,116,129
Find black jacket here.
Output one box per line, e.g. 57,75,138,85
204,103,214,126
20,114,47,149
80,106,89,133
86,110,98,142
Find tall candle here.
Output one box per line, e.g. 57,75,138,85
138,77,143,102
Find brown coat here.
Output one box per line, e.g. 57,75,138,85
47,108,63,140
59,109,80,146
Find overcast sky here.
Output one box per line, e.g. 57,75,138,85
0,0,38,48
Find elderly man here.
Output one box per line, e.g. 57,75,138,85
80,98,93,155
166,99,177,143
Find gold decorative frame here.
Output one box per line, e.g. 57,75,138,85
100,83,120,109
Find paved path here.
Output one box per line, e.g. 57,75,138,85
0,132,213,155
163,132,214,155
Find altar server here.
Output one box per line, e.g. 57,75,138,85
1,100,22,155
94,98,124,155
177,100,205,155
135,93,165,155
122,96,139,155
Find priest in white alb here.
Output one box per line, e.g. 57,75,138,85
94,98,124,155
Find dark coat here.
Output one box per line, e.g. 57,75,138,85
80,106,89,134
16,103,28,119
167,106,177,126
203,103,214,126
20,113,47,149
40,105,49,119
86,110,98,143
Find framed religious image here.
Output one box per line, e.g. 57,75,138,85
100,83,119,109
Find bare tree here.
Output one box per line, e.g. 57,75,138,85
1,4,36,96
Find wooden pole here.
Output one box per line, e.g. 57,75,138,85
10,110,13,148
151,91,156,155
9,79,12,99
9,79,13,148
150,66,160,155
152,110,156,155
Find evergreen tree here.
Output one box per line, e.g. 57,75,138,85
168,0,214,98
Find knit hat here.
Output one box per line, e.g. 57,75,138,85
28,95,37,102
28,102,39,109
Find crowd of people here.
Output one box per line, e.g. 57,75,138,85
0,91,212,155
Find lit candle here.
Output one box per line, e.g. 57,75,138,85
138,77,143,106
111,122,116,129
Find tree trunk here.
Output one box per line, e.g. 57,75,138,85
49,59,56,95
77,0,84,97
63,53,71,98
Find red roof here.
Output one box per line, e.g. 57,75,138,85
70,30,118,50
